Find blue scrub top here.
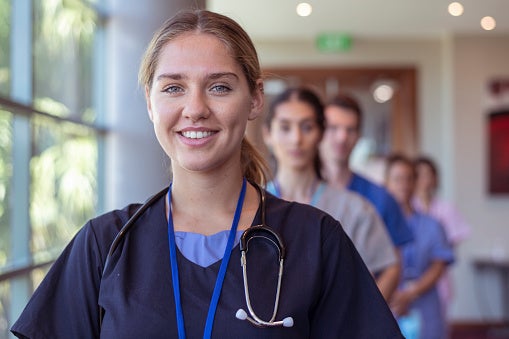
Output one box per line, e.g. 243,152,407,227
11,190,404,339
399,212,454,339
348,172,413,246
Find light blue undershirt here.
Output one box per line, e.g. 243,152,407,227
174,230,244,267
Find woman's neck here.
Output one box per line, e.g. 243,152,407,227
168,166,259,235
414,190,433,211
321,160,352,190
275,166,320,204
401,201,414,217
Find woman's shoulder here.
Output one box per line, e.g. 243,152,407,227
325,184,377,210
87,203,143,234
264,190,343,239
411,211,445,235
82,190,166,247
265,188,336,217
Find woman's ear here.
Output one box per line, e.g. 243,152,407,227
248,80,264,121
145,85,154,122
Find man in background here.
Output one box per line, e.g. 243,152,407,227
320,93,413,249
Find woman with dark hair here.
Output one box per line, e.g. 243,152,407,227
413,156,470,322
385,154,454,339
264,86,400,301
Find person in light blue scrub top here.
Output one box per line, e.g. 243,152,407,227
385,154,454,339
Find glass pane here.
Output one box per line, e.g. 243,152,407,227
30,115,98,261
0,280,10,338
33,0,98,123
0,109,13,269
30,264,50,293
0,0,10,96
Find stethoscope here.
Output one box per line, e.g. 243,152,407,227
100,181,294,331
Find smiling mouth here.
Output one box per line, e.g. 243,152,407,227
181,131,215,139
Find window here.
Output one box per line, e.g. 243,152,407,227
0,0,10,96
0,0,104,335
33,0,98,123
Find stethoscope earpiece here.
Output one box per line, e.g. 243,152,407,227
235,308,248,320
236,308,294,328
282,317,294,328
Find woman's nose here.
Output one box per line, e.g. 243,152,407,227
289,127,302,144
334,128,348,143
182,90,210,122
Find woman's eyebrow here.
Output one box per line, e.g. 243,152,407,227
208,72,239,80
156,73,184,82
155,72,239,82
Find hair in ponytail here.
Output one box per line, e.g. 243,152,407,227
241,137,269,187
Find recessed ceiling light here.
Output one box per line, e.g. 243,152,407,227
296,3,312,17
373,84,394,103
448,2,464,16
481,16,496,31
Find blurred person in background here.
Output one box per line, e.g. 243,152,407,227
263,86,400,301
320,93,413,249
385,154,454,339
413,156,471,321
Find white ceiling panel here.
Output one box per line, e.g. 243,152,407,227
208,0,509,40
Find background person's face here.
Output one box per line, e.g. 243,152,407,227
265,99,322,172
321,106,360,166
415,163,437,194
386,161,415,205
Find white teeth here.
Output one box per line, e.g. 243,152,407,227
182,131,213,139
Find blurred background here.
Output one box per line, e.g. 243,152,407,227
0,0,508,338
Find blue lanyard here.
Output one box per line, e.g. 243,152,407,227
167,178,247,339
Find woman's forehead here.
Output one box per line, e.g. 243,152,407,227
154,33,240,76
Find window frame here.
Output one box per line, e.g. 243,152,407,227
0,0,106,333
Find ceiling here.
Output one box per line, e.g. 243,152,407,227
208,0,509,41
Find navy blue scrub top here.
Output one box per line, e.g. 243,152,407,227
11,191,403,339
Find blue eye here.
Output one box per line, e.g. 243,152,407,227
163,85,183,94
211,85,231,94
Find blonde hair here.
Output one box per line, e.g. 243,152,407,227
139,10,268,186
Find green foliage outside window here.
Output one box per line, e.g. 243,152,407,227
0,0,10,96
33,0,98,123
30,115,97,260
0,110,12,268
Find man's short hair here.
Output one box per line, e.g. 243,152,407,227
326,93,363,131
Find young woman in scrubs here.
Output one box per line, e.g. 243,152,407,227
11,10,403,339
263,86,401,301
412,156,470,320
385,154,454,339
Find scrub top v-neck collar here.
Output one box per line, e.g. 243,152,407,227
167,178,247,339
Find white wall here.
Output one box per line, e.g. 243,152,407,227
449,35,509,321
255,34,509,321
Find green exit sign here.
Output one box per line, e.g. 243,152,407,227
316,33,352,52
